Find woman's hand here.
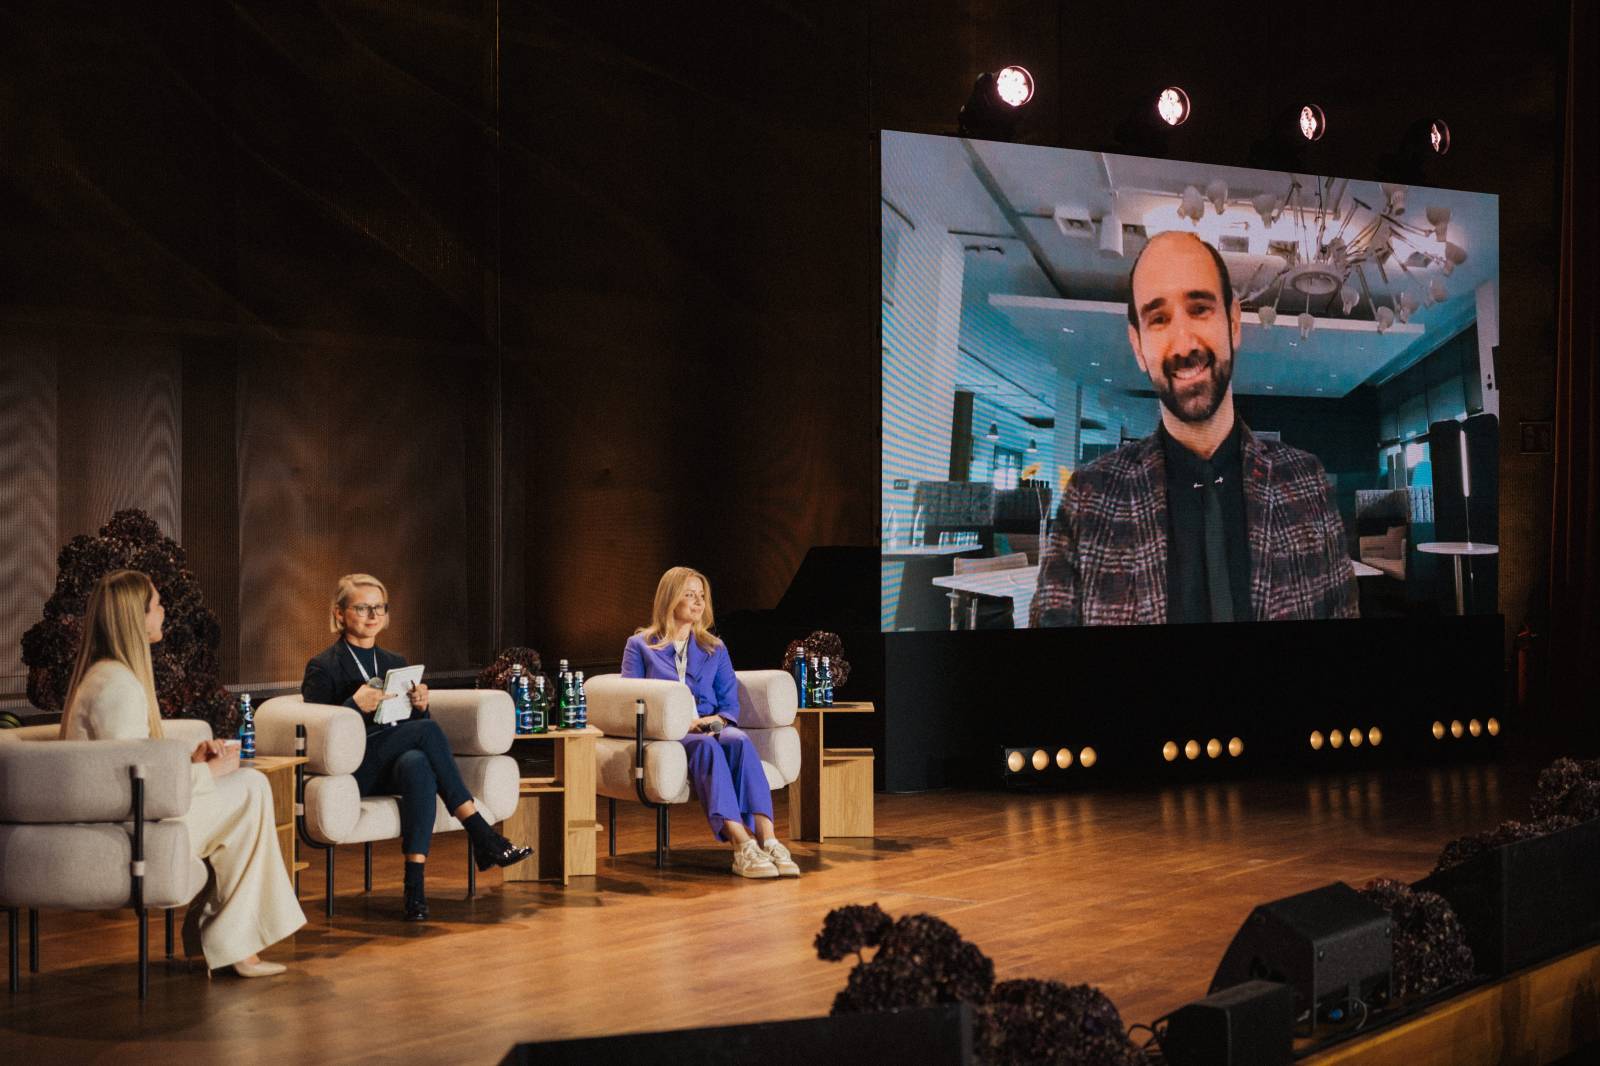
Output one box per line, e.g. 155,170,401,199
190,739,240,776
692,714,725,734
352,683,387,714
408,682,429,711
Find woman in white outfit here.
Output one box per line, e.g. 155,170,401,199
59,569,306,978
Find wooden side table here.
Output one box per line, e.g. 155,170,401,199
242,755,310,883
502,726,601,885
791,701,875,842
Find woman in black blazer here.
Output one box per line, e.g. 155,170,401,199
301,573,530,921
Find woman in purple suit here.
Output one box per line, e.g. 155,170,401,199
621,566,801,879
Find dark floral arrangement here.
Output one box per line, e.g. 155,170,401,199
1358,879,1475,998
782,630,851,689
1529,757,1600,823
979,979,1146,1066
817,904,1148,1066
476,646,547,692
1432,814,1580,875
20,509,238,736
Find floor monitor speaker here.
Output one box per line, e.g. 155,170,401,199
1158,979,1294,1066
1209,881,1391,1031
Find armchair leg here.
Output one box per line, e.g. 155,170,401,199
325,845,336,920
165,908,175,959
27,909,38,973
608,798,616,857
7,908,17,991
364,843,373,893
137,907,148,1001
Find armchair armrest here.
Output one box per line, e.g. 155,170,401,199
255,696,367,775
735,670,799,728
584,675,695,740
162,718,215,747
428,690,515,755
0,739,193,822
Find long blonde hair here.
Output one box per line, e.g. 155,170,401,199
329,573,390,634
60,569,164,739
637,566,721,653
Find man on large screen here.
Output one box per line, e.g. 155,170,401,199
1031,231,1358,626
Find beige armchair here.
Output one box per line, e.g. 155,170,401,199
1358,524,1408,580
253,691,519,915
0,719,213,998
584,670,800,866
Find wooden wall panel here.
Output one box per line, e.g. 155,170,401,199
0,342,58,691
55,345,183,542
235,342,495,684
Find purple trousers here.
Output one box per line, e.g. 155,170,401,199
682,726,773,841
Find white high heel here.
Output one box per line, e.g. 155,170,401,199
231,957,287,978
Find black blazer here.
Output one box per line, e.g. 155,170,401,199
301,639,425,733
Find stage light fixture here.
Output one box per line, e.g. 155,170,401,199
1369,727,1383,746
1228,737,1243,757
1026,438,1038,453
1185,739,1200,760
986,423,1000,441
1156,86,1190,126
1349,728,1364,748
1006,750,1025,773
1329,729,1345,749
1031,748,1049,771
1450,720,1464,738
1206,738,1222,759
1469,718,1482,737
958,66,1037,140
1056,747,1073,769
1430,119,1451,155
1310,731,1325,751
1487,718,1500,736
1163,741,1179,762
1432,721,1446,740
1298,104,1326,142
994,65,1034,108
1079,747,1097,768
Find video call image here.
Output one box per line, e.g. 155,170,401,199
881,130,1501,632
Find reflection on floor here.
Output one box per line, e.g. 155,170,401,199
0,764,1523,1064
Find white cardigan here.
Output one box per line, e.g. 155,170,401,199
65,659,214,797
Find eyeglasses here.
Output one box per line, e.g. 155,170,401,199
347,603,389,618
680,592,705,603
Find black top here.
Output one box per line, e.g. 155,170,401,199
1161,420,1250,624
302,639,424,735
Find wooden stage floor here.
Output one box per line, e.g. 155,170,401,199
2,763,1525,1064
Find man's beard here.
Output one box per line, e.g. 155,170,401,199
1153,339,1233,424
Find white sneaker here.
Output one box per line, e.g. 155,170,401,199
762,838,801,877
731,838,780,879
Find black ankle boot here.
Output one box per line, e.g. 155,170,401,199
403,861,429,922
464,812,532,871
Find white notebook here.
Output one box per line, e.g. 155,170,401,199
374,664,425,725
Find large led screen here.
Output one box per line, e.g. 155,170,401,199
881,131,1500,631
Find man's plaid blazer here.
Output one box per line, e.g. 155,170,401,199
1030,423,1359,626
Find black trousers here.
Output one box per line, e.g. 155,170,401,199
354,718,474,856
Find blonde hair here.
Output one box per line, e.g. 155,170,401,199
60,570,163,740
330,573,390,634
637,566,721,653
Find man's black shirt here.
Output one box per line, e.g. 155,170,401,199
1161,420,1251,623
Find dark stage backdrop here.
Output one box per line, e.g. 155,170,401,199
0,2,1568,727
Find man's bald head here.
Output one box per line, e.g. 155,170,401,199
1125,231,1235,328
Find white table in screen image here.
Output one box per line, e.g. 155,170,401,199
1416,541,1499,616
882,544,984,559
930,565,1041,630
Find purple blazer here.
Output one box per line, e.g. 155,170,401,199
620,632,740,723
